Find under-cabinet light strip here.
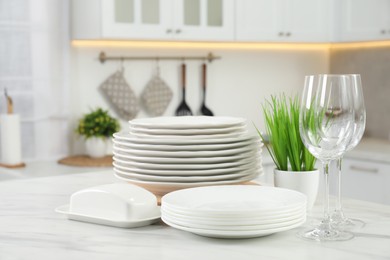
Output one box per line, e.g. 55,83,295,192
72,40,390,50
71,40,329,50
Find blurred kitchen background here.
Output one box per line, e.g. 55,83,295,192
3,0,387,161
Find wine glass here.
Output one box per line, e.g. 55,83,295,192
298,74,355,241
331,74,366,229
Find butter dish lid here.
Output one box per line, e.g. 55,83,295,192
55,183,160,228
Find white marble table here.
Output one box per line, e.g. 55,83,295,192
0,171,390,260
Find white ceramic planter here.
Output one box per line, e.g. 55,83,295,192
85,137,108,158
274,169,320,211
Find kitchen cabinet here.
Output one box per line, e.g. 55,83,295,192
72,0,234,41
235,0,331,42
336,158,390,205
336,0,390,42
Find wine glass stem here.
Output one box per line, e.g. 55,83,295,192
336,157,343,212
323,162,331,222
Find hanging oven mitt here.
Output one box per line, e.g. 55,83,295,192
99,69,139,120
141,66,173,116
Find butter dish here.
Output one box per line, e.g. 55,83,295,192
55,183,160,228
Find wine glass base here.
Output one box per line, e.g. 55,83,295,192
333,218,366,230
331,211,366,230
297,227,354,242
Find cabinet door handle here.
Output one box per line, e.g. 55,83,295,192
166,29,172,34
278,32,284,37
381,29,386,34
349,165,379,174
175,29,182,34
286,32,291,37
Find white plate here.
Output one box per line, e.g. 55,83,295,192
55,205,161,228
162,212,306,231
113,132,255,145
113,165,262,182
113,142,261,158
113,138,260,152
162,202,305,220
162,186,307,214
130,124,247,135
129,116,246,129
114,172,259,196
128,131,248,140
112,159,261,176
112,149,259,164
113,153,260,170
162,216,306,239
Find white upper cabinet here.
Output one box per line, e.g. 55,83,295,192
336,0,390,42
72,0,234,41
101,0,173,40
72,0,390,43
235,0,331,42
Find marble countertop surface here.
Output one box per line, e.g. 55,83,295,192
0,171,389,260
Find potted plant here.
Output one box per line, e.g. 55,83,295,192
256,95,319,210
76,108,120,158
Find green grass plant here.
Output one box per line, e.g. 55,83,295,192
257,95,316,171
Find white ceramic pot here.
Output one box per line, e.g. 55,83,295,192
274,169,320,211
85,137,108,158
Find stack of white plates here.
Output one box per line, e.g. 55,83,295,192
161,185,307,239
112,116,263,196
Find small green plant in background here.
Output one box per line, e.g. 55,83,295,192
76,108,120,139
256,95,316,172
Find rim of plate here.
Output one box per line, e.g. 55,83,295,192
161,216,306,238
112,142,260,158
114,171,259,187
161,202,305,219
129,116,247,129
113,132,256,145
129,124,247,135
161,185,307,214
127,130,249,140
112,138,262,152
112,148,259,164
161,212,306,231
113,165,262,183
112,153,260,170
111,158,262,176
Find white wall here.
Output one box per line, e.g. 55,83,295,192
70,46,329,154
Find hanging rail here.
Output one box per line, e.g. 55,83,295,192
98,51,221,63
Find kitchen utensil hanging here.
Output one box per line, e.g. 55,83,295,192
141,60,173,116
99,63,139,120
200,63,214,116
175,63,193,116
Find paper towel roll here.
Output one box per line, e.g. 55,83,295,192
0,114,22,165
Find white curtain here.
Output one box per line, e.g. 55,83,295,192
0,0,69,161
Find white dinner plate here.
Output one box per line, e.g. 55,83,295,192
162,216,306,239
162,203,305,221
162,212,306,231
112,159,261,176
113,153,260,170
130,124,247,135
113,165,262,182
113,138,260,152
114,172,259,196
162,186,307,214
113,142,261,158
128,131,248,140
55,205,161,228
129,116,246,129
113,132,255,145
112,149,259,164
